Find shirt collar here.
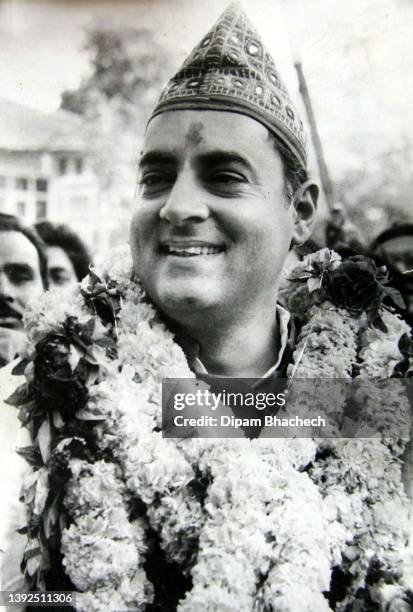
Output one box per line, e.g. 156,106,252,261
192,304,291,378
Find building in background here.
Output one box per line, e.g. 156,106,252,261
0,97,114,252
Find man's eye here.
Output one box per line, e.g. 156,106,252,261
139,173,173,187
50,271,71,285
9,272,32,284
208,172,246,184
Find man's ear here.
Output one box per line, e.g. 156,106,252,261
291,180,319,246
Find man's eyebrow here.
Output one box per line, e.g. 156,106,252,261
139,150,177,169
197,150,255,174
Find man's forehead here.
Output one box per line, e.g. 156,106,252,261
382,236,413,254
0,230,38,263
185,122,205,146
47,245,75,268
143,109,269,152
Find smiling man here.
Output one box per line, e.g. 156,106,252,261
0,214,47,366
131,4,318,379
2,5,413,606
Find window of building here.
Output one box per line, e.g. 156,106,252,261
36,179,48,192
16,201,26,217
36,200,47,219
75,157,84,174
0,176,6,189
15,177,28,190
58,158,67,175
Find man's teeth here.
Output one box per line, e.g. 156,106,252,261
166,246,222,256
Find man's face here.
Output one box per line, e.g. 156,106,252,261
0,231,44,329
47,246,77,288
379,235,413,315
130,110,295,324
379,236,413,275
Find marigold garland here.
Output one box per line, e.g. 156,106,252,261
6,246,413,611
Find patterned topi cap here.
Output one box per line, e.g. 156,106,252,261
149,2,307,169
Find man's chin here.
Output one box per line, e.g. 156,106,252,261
153,284,217,317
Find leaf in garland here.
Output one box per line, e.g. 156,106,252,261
16,445,43,468
24,542,42,577
54,436,77,453
5,382,33,407
33,467,49,515
16,525,28,535
12,358,30,376
376,265,389,284
68,345,82,371
82,317,96,342
88,267,104,285
24,360,34,381
22,484,36,507
59,512,68,533
37,419,51,463
95,335,117,350
74,357,99,386
17,400,37,427
21,469,41,502
383,286,406,310
52,411,65,429
27,514,42,533
75,407,106,421
371,312,388,333
69,334,101,366
43,494,61,540
66,331,98,363
85,365,100,387
307,276,322,293
81,350,99,367
399,333,413,356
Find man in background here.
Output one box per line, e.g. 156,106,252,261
0,213,47,366
370,224,413,325
35,221,92,288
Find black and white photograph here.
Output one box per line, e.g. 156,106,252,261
0,0,413,610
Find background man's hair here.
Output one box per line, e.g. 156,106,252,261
35,221,92,282
370,223,413,251
267,132,309,205
0,213,48,288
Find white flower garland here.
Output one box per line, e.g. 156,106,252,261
15,246,413,611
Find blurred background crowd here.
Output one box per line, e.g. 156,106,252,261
0,0,412,363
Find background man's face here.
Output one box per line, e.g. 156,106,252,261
46,246,77,288
378,236,413,275
376,235,413,316
130,110,295,323
0,230,44,329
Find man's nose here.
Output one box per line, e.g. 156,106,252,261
159,174,209,226
0,273,14,301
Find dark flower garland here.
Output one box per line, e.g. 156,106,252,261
6,273,122,592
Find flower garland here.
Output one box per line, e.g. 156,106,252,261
282,249,413,610
7,246,413,611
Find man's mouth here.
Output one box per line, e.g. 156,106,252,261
161,244,224,257
0,315,23,329
0,303,23,329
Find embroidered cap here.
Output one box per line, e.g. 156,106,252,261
149,2,307,168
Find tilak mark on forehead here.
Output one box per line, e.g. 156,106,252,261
185,122,204,146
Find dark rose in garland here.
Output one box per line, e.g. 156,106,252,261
322,255,405,329
33,317,95,419
323,256,384,317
